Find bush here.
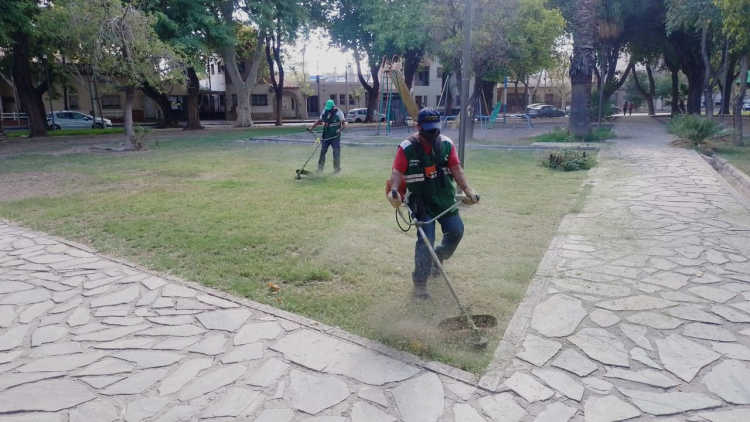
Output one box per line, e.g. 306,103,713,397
666,115,730,147
131,124,154,149
534,127,615,143
542,149,597,171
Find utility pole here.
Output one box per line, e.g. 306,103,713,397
458,0,473,167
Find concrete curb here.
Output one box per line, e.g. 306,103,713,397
699,153,750,211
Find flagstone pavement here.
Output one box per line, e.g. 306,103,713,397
2,117,750,421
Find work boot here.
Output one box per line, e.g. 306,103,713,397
431,257,444,278
413,284,430,300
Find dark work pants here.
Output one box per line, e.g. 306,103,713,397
318,138,341,171
413,213,464,286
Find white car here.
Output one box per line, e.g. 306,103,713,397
346,108,386,123
47,111,113,130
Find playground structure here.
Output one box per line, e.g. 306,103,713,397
377,56,532,135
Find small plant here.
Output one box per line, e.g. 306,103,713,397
666,115,730,148
131,124,153,149
542,149,597,171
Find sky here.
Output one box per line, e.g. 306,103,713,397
286,31,353,77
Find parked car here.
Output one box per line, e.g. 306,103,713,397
525,104,566,118
47,111,113,130
346,108,386,123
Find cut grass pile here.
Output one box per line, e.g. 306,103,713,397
0,128,591,372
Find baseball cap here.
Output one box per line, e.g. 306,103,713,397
325,100,335,110
417,107,441,130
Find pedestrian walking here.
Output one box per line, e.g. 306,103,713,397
623,101,629,116
628,102,634,116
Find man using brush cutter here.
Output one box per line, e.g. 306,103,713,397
308,99,346,173
386,108,480,300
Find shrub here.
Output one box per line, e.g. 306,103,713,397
542,149,597,171
131,124,154,149
666,115,729,147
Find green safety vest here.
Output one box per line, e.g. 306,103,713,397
401,135,457,218
321,109,344,140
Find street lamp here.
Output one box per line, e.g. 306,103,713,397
43,54,55,128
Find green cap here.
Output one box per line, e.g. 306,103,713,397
325,100,335,110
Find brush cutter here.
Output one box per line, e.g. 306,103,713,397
295,131,338,180
391,189,495,349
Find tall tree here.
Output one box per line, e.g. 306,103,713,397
666,0,722,118
716,0,750,146
568,0,599,137
327,0,388,123
211,0,265,127
47,0,181,148
147,0,219,130
257,0,308,126
2,0,50,137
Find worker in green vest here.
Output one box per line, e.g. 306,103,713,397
308,99,346,173
386,108,480,299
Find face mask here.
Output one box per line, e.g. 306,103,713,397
420,129,440,143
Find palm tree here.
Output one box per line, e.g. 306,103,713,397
569,0,599,137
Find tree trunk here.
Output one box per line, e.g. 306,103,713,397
632,63,657,116
355,54,380,124
185,67,203,130
12,32,48,138
721,55,738,115
568,0,598,137
403,49,424,91
443,72,453,115
670,67,680,116
141,82,179,128
733,55,747,147
123,86,136,149
701,25,713,119
224,39,263,127
597,44,607,124
265,26,285,127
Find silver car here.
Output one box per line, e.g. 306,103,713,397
47,111,113,130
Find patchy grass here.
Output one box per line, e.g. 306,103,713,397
6,128,125,138
0,132,590,372
714,145,750,176
533,126,615,143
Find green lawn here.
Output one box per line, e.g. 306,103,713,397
714,144,750,176
0,129,591,372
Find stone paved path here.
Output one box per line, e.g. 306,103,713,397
2,117,750,421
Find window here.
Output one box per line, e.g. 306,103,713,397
218,63,224,74
339,94,346,105
416,67,430,86
545,93,554,104
330,94,336,101
436,67,444,80
211,64,215,75
232,94,238,107
101,95,121,109
415,96,423,108
252,94,268,106
349,95,355,105
69,95,79,110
